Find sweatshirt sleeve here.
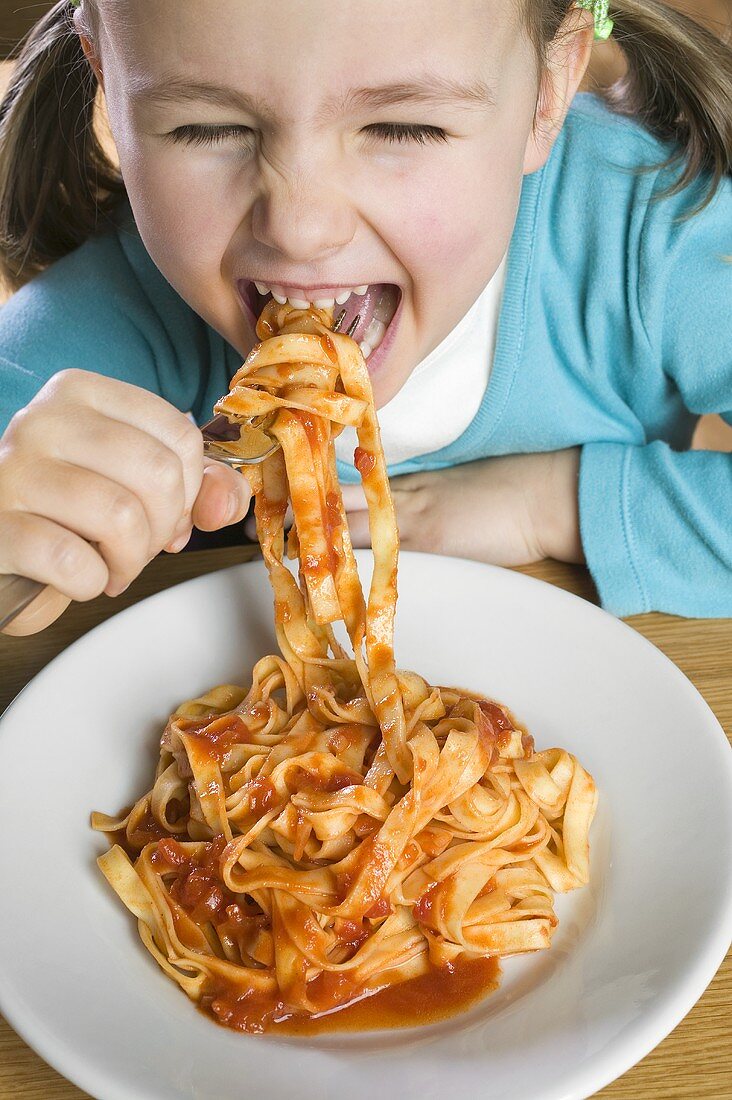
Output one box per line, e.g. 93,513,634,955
579,171,732,617
0,217,217,437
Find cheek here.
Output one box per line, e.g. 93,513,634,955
388,158,520,290
114,135,243,297
127,155,223,258
112,136,255,352
108,106,228,256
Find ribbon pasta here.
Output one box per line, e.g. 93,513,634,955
93,300,597,1033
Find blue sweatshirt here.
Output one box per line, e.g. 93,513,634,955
0,94,730,618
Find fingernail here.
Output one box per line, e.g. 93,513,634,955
106,579,131,597
168,529,191,553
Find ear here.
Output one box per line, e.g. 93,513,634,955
522,7,594,174
74,17,104,88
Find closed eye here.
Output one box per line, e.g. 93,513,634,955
166,124,254,147
166,121,449,148
363,123,449,145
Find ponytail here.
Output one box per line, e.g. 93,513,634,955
0,0,125,295
527,0,732,213
605,0,732,210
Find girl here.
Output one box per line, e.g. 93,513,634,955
0,0,730,636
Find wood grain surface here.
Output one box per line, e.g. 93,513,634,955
0,549,729,1099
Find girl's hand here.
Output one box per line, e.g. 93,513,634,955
342,450,585,567
0,370,251,636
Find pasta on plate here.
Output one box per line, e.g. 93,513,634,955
93,300,597,1034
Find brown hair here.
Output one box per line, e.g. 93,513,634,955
525,0,732,210
0,0,124,294
0,0,730,294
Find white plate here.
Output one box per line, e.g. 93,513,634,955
0,553,730,1100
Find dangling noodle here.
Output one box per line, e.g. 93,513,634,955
92,300,597,1034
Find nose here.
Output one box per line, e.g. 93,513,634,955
250,163,357,264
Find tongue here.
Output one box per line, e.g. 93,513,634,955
336,283,399,344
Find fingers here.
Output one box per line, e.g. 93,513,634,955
244,514,257,541
340,481,372,548
9,461,156,596
343,508,372,548
244,501,292,542
243,483,372,545
32,371,205,515
51,408,198,562
10,409,191,556
339,483,369,512
164,517,194,554
1,585,72,637
190,461,252,534
0,511,109,603
1,375,209,606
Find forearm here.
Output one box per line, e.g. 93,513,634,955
342,448,587,571
527,447,585,566
580,441,732,616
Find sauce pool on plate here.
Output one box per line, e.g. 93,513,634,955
202,955,501,1035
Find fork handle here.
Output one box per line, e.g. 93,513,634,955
0,574,46,630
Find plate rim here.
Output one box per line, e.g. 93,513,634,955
1,552,731,1100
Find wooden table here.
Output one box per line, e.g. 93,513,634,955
0,549,730,1099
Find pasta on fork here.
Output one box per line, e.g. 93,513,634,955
92,300,597,1033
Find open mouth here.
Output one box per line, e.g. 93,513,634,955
238,280,402,361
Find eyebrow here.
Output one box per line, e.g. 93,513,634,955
132,73,495,119
132,78,266,115
329,76,496,116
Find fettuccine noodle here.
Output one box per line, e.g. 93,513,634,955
93,300,597,1033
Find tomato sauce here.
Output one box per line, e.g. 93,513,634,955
131,831,500,1036
108,805,171,858
322,490,343,575
152,836,268,944
319,332,338,363
298,411,321,454
108,683,530,1039
289,764,362,795
413,881,439,926
178,713,251,762
248,775,278,815
353,446,376,479
201,955,500,1035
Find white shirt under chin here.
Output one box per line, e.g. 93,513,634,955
335,254,507,468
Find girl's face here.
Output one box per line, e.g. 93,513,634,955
88,0,569,407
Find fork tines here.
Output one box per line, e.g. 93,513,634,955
333,309,360,338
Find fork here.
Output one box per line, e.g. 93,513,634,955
201,308,359,467
0,310,360,629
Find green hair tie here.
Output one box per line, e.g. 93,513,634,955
576,0,614,40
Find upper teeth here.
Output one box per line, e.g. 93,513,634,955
253,282,368,310
250,280,398,361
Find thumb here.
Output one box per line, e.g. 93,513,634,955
1,585,72,636
191,460,252,533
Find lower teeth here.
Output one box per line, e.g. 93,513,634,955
364,319,386,344
359,286,399,358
